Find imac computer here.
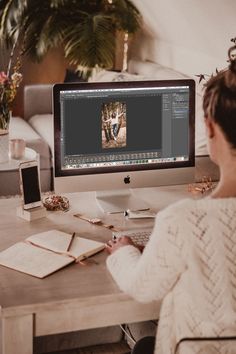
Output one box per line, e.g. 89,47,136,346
53,79,195,213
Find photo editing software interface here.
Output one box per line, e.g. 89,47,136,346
58,82,191,174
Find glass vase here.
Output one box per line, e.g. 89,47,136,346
0,109,11,163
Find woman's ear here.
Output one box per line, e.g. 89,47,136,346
205,118,215,139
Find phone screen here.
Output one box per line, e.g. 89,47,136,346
21,166,41,204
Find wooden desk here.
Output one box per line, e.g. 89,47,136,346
0,185,191,354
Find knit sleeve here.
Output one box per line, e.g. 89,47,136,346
106,209,187,303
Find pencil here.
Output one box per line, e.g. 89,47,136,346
67,232,76,252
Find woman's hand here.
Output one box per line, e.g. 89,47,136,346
106,236,144,254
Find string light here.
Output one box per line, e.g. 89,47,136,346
188,176,215,195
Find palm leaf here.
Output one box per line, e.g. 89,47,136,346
65,14,115,69
0,0,141,74
0,0,25,45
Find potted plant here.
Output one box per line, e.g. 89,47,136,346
0,45,22,163
0,0,141,77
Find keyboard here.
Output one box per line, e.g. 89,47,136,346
112,228,153,247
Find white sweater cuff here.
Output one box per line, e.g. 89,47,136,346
106,245,141,287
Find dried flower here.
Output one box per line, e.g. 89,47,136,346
0,66,22,130
0,70,23,107
0,71,8,84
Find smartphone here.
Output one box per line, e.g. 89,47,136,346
19,160,42,210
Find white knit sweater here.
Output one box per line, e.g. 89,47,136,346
107,198,236,354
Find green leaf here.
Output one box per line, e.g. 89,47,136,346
0,0,141,74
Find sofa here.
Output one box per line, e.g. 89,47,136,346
1,60,219,197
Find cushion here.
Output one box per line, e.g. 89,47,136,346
9,116,40,141
29,114,54,155
24,84,53,121
89,69,145,82
128,59,189,80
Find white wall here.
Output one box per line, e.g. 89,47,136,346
130,0,236,77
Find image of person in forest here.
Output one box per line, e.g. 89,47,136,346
110,108,123,141
101,102,127,149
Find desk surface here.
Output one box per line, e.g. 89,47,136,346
0,185,193,354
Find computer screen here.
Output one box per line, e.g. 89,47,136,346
53,79,195,212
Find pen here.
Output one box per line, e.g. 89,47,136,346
67,232,76,252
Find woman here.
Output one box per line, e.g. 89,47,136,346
106,56,236,354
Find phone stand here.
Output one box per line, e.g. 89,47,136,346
16,206,47,221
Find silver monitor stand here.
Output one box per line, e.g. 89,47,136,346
96,189,149,214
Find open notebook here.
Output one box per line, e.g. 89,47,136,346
0,230,105,278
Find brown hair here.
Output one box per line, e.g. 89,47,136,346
203,54,236,148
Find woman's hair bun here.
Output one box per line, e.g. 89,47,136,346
229,58,236,74
225,45,236,91
228,44,236,74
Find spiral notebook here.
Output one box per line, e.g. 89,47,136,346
0,230,105,278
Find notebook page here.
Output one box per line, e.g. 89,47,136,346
68,237,105,260
0,242,73,278
25,230,105,262
26,230,72,253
